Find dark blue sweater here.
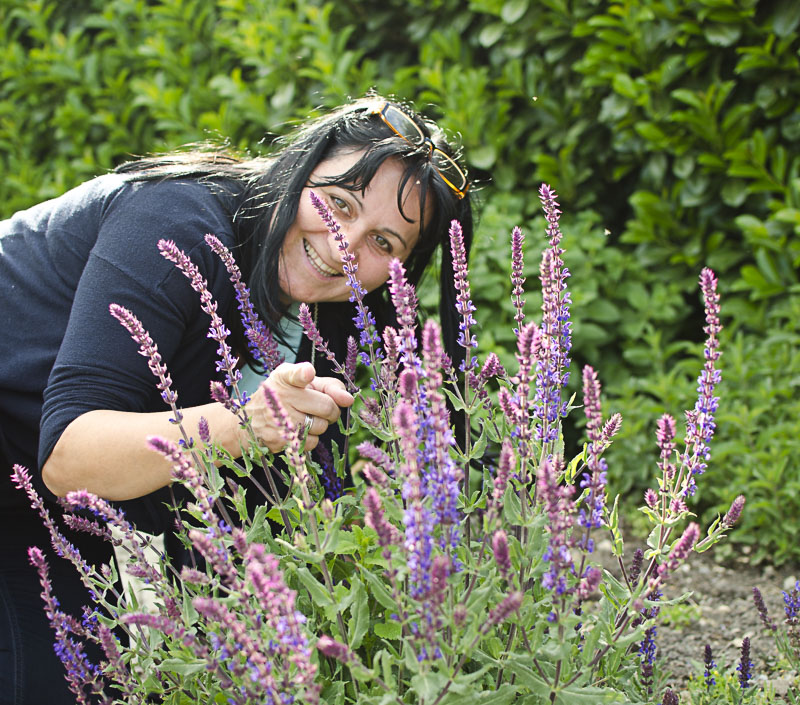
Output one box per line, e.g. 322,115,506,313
0,174,240,523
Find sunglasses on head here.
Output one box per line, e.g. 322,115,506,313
369,102,469,199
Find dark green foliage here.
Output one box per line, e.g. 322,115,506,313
3,0,799,561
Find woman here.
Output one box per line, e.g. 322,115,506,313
0,96,472,704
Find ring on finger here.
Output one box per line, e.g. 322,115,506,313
303,413,314,434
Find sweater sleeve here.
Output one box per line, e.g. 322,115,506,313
38,178,239,471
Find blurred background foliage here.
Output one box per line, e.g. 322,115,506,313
2,0,799,564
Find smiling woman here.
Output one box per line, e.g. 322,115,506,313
279,151,424,302
0,96,473,705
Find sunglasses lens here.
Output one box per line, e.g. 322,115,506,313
373,102,468,198
432,149,468,194
381,105,425,146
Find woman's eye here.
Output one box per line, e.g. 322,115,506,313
331,196,349,214
373,234,393,253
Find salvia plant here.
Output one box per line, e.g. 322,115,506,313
13,185,751,704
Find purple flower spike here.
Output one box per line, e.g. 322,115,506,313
316,635,354,664
204,234,283,373
656,522,700,585
109,304,180,418
492,530,511,579
534,185,572,446
578,366,608,532
722,495,745,528
487,591,523,627
158,240,245,410
752,587,777,632
364,488,398,547
510,226,526,331
309,192,379,349
388,258,419,367
682,268,722,495
737,637,753,690
449,220,478,366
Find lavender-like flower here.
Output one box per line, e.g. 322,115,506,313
387,258,419,368
316,635,355,664
492,530,511,579
364,488,399,547
722,495,745,528
682,268,722,495
662,689,679,705
703,643,716,688
204,234,283,373
655,522,700,585
486,591,523,628
578,365,608,533
449,220,478,368
510,225,525,332
357,441,395,476
784,580,800,622
533,185,572,445
599,412,622,448
421,320,462,537
629,548,644,587
752,587,777,632
310,191,379,350
737,636,753,690
537,455,577,600
158,240,246,412
27,547,106,704
109,304,179,415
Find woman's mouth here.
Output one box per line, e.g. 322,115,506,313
303,239,340,277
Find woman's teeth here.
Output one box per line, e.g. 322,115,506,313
304,240,339,277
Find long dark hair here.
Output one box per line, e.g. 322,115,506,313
115,96,474,365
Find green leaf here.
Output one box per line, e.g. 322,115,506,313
158,658,207,676
373,620,402,640
771,0,800,37
295,566,334,609
501,0,529,24
349,578,370,649
478,22,505,48
361,567,397,610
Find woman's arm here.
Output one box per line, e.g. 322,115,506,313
42,362,354,501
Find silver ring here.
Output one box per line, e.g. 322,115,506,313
303,414,314,433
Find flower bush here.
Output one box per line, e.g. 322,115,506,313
13,185,758,704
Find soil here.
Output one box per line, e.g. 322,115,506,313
598,538,800,700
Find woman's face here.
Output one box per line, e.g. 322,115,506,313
278,150,423,303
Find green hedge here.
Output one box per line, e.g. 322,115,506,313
3,0,799,562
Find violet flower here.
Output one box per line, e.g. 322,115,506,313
158,239,246,410
309,191,378,350
364,488,399,547
420,320,462,540
655,522,700,585
537,455,576,601
510,225,526,332
704,643,716,688
682,267,722,495
533,185,572,445
492,530,511,579
722,495,745,529
205,234,283,373
737,636,753,690
449,219,478,367
27,547,106,704
109,304,179,418
752,587,777,632
387,258,419,368
578,365,608,536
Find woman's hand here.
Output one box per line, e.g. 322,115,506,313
246,362,355,452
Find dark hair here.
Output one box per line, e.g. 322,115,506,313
116,96,474,365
